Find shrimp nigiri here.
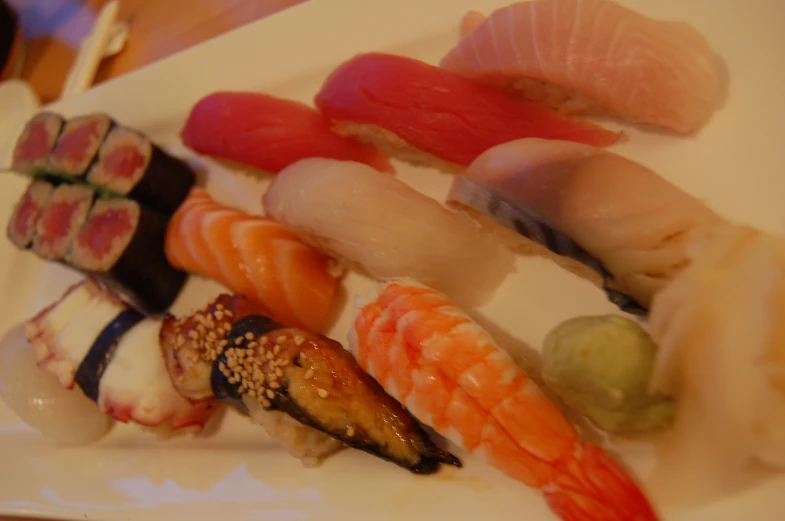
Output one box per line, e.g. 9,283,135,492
165,188,341,332
349,279,659,521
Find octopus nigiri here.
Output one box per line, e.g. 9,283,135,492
263,158,515,308
160,293,460,473
440,0,721,134
350,279,659,521
446,138,727,312
26,278,218,431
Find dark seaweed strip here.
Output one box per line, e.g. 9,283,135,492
210,315,284,414
89,203,187,315
125,143,196,216
74,308,146,401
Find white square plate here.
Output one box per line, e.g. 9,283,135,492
1,0,784,520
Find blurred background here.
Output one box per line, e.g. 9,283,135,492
1,0,304,104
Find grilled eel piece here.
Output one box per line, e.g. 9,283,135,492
212,314,461,474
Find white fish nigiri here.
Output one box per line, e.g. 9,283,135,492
446,138,726,311
647,225,785,504
440,0,721,134
262,158,515,307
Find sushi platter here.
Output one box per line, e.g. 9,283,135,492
1,0,784,520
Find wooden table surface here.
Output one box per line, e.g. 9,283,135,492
9,0,305,104
2,3,306,519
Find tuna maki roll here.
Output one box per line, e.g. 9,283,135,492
33,183,95,261
11,112,65,174
46,114,115,179
67,197,188,315
6,179,56,249
86,126,196,215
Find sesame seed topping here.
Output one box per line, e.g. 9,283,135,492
216,304,225,311
207,331,217,341
317,388,328,398
273,345,281,355
218,339,229,347
188,330,199,340
275,368,283,378
234,337,243,345
346,425,355,438
266,389,275,399
214,310,224,320
294,336,305,346
260,336,268,345
223,322,232,330
276,336,286,344
247,341,258,349
269,381,281,389
224,310,234,318
245,332,254,340
261,398,272,408
277,359,289,368
304,369,314,380
266,351,274,360
176,335,185,347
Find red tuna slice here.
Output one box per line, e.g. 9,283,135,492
180,91,395,174
314,53,621,168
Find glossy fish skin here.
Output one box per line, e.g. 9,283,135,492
211,315,461,474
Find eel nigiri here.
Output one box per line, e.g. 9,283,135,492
647,225,785,504
350,279,658,521
26,278,218,431
160,293,461,473
165,187,341,332
446,138,727,312
440,0,721,134
314,53,621,173
262,158,515,307
181,91,394,174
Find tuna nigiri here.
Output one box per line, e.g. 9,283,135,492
314,53,621,173
440,0,721,134
165,188,341,332
350,279,659,521
262,158,515,307
181,91,394,175
446,138,727,312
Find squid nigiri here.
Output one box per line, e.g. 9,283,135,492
440,0,721,134
647,225,785,504
349,279,659,521
181,91,394,174
262,158,515,307
314,52,621,173
165,188,342,332
446,138,727,311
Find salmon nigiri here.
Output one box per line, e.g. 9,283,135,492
446,138,727,312
440,0,721,134
314,53,620,173
165,188,341,332
181,91,394,175
350,279,659,521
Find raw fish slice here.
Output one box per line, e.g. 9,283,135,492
440,0,720,134
263,158,515,308
165,188,340,332
26,279,217,431
202,213,257,301
447,138,726,310
350,279,659,521
647,225,785,505
181,91,394,174
314,53,621,172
